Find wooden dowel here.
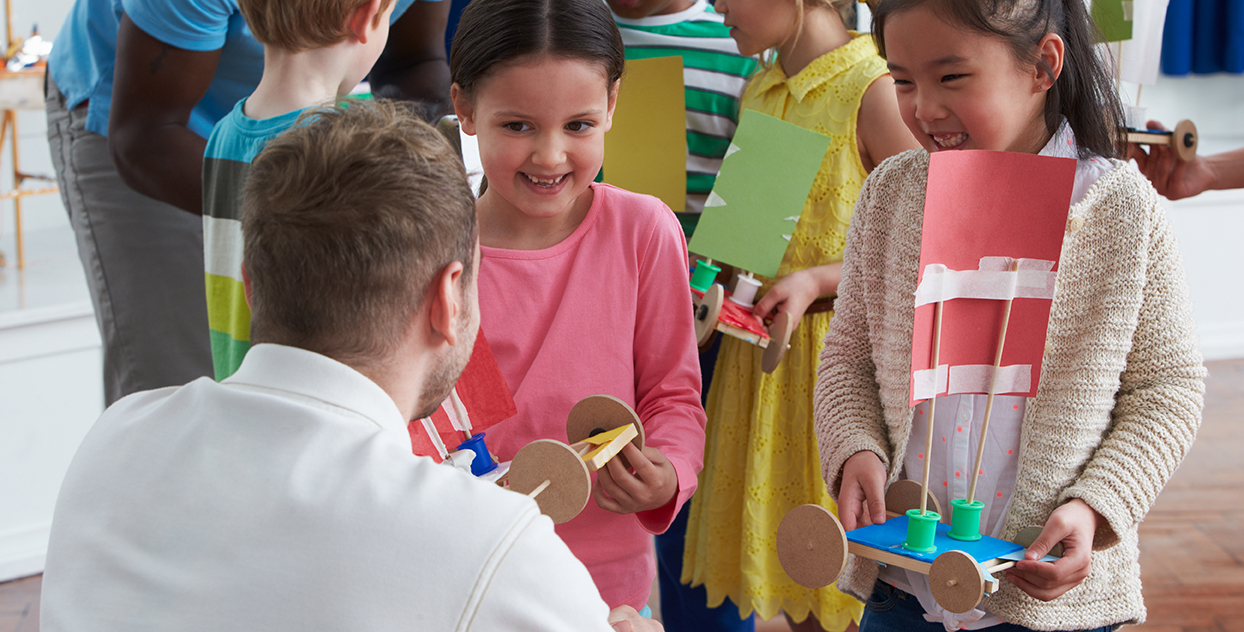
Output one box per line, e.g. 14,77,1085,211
967,260,1019,503
527,479,551,498
920,300,945,516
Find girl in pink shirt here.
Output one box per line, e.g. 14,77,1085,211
449,0,707,610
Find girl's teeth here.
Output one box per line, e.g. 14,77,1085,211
933,133,967,148
524,173,567,187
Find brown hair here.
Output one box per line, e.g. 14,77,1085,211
450,0,625,99
872,0,1125,159
242,99,477,364
239,0,395,52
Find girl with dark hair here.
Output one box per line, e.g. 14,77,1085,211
817,0,1204,630
449,0,708,616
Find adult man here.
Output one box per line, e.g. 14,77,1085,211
46,0,451,405
41,101,659,632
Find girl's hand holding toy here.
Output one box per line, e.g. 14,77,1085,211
837,450,889,531
752,263,843,328
1006,498,1101,601
593,443,679,514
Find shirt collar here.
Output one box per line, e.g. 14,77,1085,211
752,32,878,103
1038,118,1079,160
225,344,409,433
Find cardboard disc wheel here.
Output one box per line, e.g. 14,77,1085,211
776,504,849,589
694,284,724,347
1173,119,1198,162
885,479,943,519
929,550,986,614
508,439,591,524
761,311,795,374
566,394,645,451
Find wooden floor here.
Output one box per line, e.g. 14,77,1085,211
4,358,1243,632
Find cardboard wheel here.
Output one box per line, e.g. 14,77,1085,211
566,394,645,451
508,440,591,524
885,480,943,519
694,284,724,347
929,550,985,614
761,311,795,374
1173,119,1198,162
776,504,849,589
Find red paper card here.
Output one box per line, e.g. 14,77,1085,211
408,328,518,460
909,150,1075,406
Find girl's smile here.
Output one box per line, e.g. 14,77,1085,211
883,4,1060,155
454,55,617,249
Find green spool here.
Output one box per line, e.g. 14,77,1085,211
903,509,940,553
948,498,984,541
689,260,721,293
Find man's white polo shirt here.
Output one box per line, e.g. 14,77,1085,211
42,343,612,631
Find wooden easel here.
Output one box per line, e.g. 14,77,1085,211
0,0,59,269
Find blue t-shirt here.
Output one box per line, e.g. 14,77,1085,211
49,0,425,138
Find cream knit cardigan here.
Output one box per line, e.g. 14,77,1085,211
815,150,1206,630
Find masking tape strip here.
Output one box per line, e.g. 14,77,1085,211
912,364,1033,399
448,387,472,433
914,257,1057,307
420,417,450,461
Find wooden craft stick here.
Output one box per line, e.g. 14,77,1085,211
526,479,551,498
920,300,945,516
968,260,1018,503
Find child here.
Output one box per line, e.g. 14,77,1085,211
681,1,918,631
607,0,758,236
202,0,407,380
449,0,707,614
818,0,1206,630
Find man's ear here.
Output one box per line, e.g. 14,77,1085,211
348,0,384,43
602,78,621,134
451,84,476,135
427,260,466,347
241,263,253,309
1035,33,1064,92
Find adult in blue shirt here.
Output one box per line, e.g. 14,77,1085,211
45,0,448,406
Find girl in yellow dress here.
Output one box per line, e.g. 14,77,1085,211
682,1,918,630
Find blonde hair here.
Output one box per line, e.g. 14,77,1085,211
239,0,395,52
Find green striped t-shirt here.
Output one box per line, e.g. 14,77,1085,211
202,99,307,380
612,0,758,237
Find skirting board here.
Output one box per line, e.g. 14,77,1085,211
0,524,50,583
1198,323,1244,361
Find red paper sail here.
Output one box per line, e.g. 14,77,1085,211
408,328,517,461
909,151,1076,406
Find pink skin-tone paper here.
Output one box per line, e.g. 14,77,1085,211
408,328,518,461
909,150,1076,406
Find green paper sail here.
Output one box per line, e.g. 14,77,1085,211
1092,0,1133,42
687,110,831,279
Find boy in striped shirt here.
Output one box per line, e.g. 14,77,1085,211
609,0,758,238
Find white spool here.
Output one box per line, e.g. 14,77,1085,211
730,274,762,307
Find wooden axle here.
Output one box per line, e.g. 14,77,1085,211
1127,119,1198,162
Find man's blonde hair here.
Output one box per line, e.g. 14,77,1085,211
239,0,395,52
242,99,476,364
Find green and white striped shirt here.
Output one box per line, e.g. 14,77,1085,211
613,0,758,236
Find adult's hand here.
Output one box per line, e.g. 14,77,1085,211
109,14,221,215
370,0,452,118
1129,120,1215,201
608,605,665,632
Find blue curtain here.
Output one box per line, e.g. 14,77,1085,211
1162,0,1244,74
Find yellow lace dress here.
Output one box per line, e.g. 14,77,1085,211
682,34,887,628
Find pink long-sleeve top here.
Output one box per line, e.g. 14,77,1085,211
479,183,707,609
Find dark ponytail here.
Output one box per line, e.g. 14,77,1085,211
450,0,626,99
873,0,1126,159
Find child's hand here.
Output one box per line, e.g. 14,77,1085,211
838,450,888,531
592,444,678,515
1006,498,1102,601
753,264,842,325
